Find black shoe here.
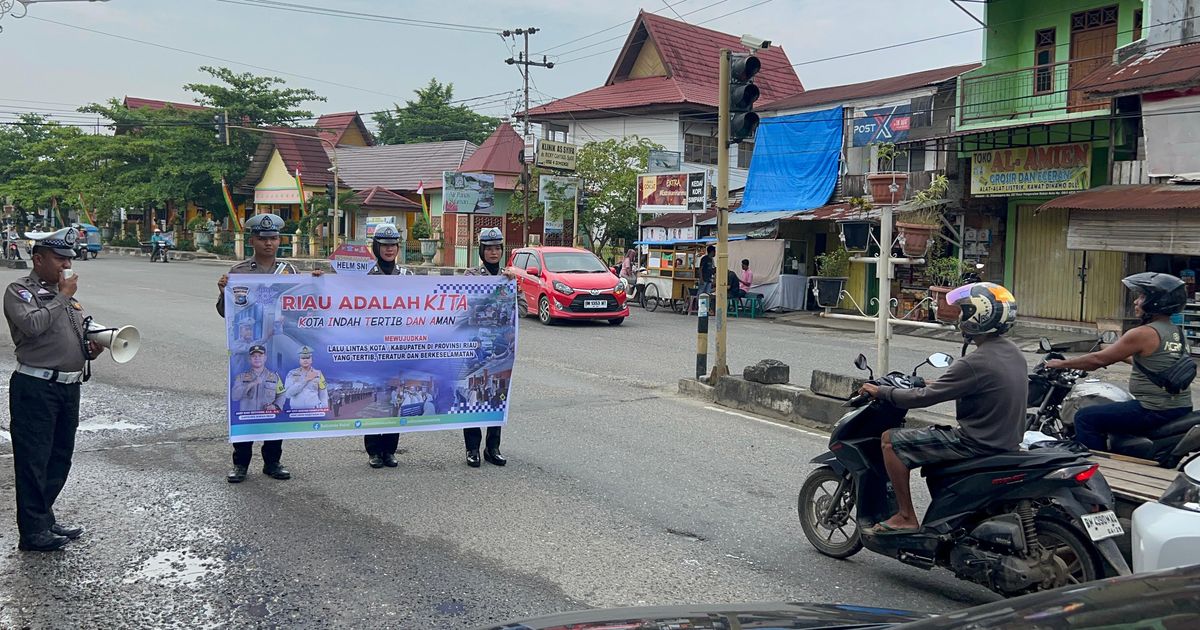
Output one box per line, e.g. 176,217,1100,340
381,453,398,468
483,448,507,466
466,449,481,468
368,454,384,469
263,463,292,480
50,523,84,540
18,531,69,552
227,465,249,483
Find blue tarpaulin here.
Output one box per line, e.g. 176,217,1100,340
737,106,843,214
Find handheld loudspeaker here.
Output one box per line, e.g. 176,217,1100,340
85,321,141,364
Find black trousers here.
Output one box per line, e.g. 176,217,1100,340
9,373,80,539
363,433,399,456
232,440,282,467
463,426,501,452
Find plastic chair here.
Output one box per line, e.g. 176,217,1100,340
743,293,764,318
685,287,700,315
728,296,743,318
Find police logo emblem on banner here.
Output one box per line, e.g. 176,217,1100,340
232,286,250,306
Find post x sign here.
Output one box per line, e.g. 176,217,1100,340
852,104,912,147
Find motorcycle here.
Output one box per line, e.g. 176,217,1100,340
1028,335,1200,469
150,241,171,263
798,352,1131,596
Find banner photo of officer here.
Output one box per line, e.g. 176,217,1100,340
224,274,517,443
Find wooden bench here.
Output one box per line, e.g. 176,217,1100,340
1089,451,1176,510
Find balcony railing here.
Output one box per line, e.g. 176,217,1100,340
842,171,935,200
959,57,1110,126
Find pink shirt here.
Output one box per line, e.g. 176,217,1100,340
740,268,753,290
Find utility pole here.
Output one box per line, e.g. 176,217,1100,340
710,49,733,380
504,27,552,247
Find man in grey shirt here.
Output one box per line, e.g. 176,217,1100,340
861,283,1026,535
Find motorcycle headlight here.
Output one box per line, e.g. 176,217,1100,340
1159,472,1200,512
552,280,574,295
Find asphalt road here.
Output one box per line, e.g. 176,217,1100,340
0,255,1001,629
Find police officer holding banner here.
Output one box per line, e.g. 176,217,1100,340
462,227,516,468
217,213,323,483
4,227,103,551
363,223,410,469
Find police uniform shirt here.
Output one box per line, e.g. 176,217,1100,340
284,367,328,409
216,259,299,317
232,367,284,411
4,272,89,372
464,264,497,277
367,264,413,276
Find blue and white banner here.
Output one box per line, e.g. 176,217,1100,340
224,274,517,443
851,104,912,147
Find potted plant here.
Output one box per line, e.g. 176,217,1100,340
926,252,968,323
896,174,948,258
412,214,438,266
866,142,908,204
187,215,212,251
812,245,852,308
838,196,875,253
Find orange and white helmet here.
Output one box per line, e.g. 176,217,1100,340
947,282,1017,337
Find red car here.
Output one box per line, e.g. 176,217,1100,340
508,246,629,326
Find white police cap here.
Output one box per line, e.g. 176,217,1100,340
246,213,284,236
372,224,402,245
478,227,503,246
26,226,79,258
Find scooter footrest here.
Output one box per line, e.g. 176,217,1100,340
897,551,936,570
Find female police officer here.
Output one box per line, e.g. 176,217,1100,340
363,223,411,468
462,227,517,468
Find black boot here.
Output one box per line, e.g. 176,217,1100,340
50,523,84,540
381,453,398,468
227,465,248,483
263,463,292,480
466,449,481,468
483,448,507,466
18,531,69,552
368,454,384,469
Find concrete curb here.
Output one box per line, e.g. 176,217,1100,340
99,246,466,274
678,375,947,431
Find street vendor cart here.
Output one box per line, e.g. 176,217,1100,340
634,239,707,314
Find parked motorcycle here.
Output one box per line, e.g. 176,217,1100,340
1029,336,1200,469
798,352,1130,596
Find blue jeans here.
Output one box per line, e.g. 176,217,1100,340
1073,400,1193,450
699,281,713,295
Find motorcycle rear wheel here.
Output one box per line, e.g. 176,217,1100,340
1034,517,1099,587
798,466,862,559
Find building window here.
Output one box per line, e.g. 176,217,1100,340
684,132,719,165
1072,6,1118,32
1034,28,1056,95
737,141,754,169
1133,9,1143,40
544,122,568,142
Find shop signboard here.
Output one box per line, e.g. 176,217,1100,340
636,171,707,214
971,142,1092,196
442,172,496,214
535,139,577,172
852,104,912,147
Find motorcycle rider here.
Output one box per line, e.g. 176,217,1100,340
150,228,168,262
1045,272,1193,451
860,282,1026,534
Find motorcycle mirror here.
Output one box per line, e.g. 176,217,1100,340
854,353,868,371
928,352,953,369
1038,337,1053,353
1100,330,1119,344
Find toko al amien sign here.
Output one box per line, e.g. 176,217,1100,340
970,142,1092,196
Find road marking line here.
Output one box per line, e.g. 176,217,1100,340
703,405,826,438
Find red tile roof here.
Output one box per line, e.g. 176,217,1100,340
764,63,981,111
354,186,422,211
527,11,803,117
642,209,717,228
1078,42,1200,97
123,96,211,112
459,122,524,178
1038,184,1200,212
238,128,336,191
315,111,374,146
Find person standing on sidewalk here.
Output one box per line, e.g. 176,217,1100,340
363,224,411,469
698,245,716,295
4,227,104,551
216,213,322,483
462,227,517,468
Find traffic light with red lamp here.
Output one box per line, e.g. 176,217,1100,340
728,53,761,145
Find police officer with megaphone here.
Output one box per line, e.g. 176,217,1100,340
3,226,105,551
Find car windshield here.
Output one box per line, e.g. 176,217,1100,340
543,252,608,273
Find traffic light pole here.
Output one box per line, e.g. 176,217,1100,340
710,48,732,381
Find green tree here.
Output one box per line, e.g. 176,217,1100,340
374,79,499,145
574,136,662,254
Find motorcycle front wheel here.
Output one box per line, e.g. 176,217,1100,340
798,466,862,559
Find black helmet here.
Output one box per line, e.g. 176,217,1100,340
1122,272,1186,318
947,282,1018,338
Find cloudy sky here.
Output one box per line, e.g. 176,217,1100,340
2,0,984,126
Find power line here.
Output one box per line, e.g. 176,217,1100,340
551,0,739,60
213,0,501,35
534,0,712,55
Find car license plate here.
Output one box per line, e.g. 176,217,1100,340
1080,510,1124,541
584,299,607,309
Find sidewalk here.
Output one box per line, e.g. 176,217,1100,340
102,245,463,274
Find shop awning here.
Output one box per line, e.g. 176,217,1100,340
1039,184,1200,212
